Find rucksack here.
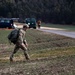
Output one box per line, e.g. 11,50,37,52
8,29,20,44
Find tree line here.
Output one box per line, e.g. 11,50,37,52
0,0,75,24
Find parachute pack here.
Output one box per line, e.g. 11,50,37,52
8,29,20,44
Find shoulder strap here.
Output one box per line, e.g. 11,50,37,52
17,28,20,38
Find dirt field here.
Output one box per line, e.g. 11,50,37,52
0,23,75,75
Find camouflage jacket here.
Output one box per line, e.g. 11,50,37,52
17,29,26,44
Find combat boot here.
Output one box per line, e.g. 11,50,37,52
10,57,13,62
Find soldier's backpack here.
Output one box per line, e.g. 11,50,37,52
8,29,20,44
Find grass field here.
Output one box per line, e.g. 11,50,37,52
0,28,75,75
42,23,75,31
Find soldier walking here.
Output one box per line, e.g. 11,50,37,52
10,24,30,62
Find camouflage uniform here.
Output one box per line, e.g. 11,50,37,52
10,25,30,62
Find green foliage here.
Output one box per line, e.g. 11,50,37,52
0,0,75,24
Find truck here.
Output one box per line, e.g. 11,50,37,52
25,18,36,29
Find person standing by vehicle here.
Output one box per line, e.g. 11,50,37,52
10,24,30,62
37,20,41,28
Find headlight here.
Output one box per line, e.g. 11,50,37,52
28,23,30,25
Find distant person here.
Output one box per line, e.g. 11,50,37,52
37,20,41,28
10,24,30,62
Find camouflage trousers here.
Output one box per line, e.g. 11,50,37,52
10,43,30,62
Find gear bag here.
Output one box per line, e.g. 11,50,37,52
8,29,20,44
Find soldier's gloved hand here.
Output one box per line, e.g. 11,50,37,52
23,40,28,47
21,43,27,50
25,43,28,47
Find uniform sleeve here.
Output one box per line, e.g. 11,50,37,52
24,39,27,45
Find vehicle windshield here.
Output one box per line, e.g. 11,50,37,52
0,20,10,23
25,18,36,23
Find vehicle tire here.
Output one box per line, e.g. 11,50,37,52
33,27,36,29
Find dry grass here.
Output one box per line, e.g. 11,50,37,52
0,29,75,75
